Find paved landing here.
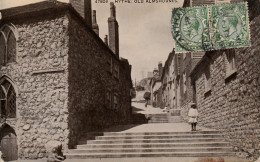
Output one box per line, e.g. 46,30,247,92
102,123,214,133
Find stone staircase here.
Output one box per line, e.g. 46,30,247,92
147,114,183,123
65,130,234,159
131,113,183,124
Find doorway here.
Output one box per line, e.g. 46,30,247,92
0,125,18,161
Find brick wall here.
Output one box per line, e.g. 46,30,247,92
190,15,260,161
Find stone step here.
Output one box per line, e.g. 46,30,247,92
65,152,235,159
85,138,226,144
148,118,182,120
147,120,182,123
89,131,222,136
148,117,182,120
77,142,231,149
92,134,223,140
69,147,233,154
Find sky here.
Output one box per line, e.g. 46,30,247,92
0,0,184,81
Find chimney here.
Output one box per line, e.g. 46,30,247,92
92,10,99,35
108,2,119,57
70,0,92,28
104,35,108,45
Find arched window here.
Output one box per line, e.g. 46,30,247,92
0,24,17,66
0,79,16,118
0,32,6,65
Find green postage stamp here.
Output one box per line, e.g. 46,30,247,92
171,2,250,53
211,3,250,50
172,6,211,53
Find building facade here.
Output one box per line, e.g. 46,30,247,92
0,1,132,160
150,62,163,107
189,0,260,160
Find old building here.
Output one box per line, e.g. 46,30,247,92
149,62,163,107
0,0,132,160
159,46,203,115
189,0,260,160
179,0,247,121
161,50,177,110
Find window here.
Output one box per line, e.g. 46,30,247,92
107,57,112,74
225,49,236,77
204,66,211,93
0,24,17,66
183,72,187,93
0,78,16,118
113,94,118,110
113,63,119,79
106,90,111,108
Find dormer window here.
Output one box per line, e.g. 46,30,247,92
0,24,17,66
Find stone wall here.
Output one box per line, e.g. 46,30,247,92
191,15,260,161
180,52,204,122
67,12,132,148
0,13,70,159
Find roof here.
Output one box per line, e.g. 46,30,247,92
0,1,70,19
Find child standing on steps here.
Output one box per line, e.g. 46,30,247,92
188,103,198,131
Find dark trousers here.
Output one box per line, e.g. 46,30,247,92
191,123,197,131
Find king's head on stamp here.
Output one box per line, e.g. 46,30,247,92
222,14,240,38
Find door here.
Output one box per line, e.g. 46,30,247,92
0,125,18,161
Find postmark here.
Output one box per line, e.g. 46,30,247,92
172,6,211,53
211,2,250,50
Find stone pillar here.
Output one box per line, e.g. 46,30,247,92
108,2,119,57
92,10,99,35
70,0,92,28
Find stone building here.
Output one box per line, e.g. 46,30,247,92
179,0,246,120
0,0,132,160
160,47,203,115
189,0,260,160
149,62,163,107
161,50,177,110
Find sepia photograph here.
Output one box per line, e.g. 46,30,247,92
0,0,259,161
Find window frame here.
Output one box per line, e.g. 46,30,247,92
105,89,112,109
225,49,237,79
0,24,18,66
113,93,118,110
107,57,113,74
113,63,119,80
0,78,16,119
204,65,212,94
